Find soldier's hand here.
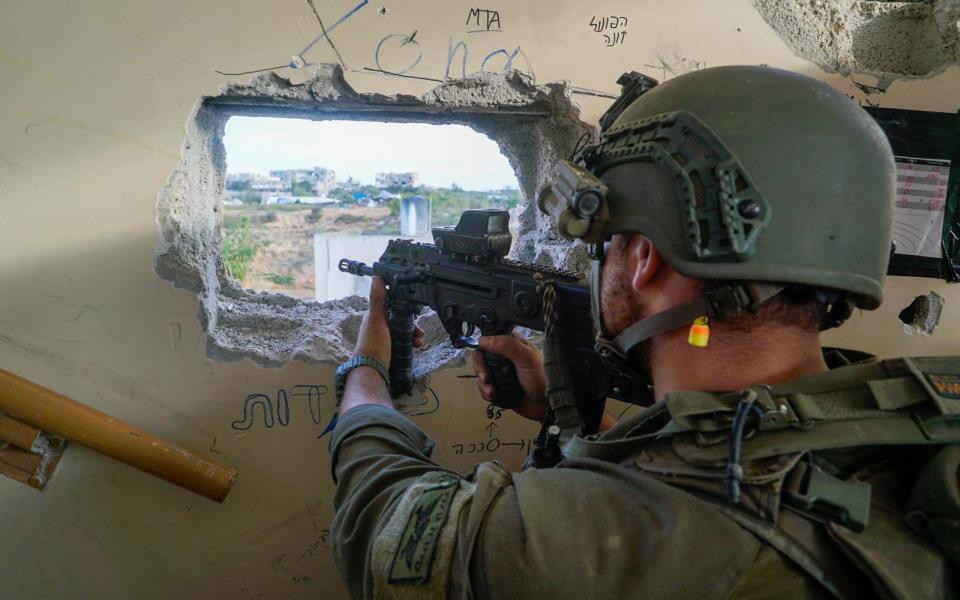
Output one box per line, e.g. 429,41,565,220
473,332,547,422
354,277,424,366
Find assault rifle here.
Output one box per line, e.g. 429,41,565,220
339,208,649,435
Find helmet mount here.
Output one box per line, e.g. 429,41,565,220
538,66,896,356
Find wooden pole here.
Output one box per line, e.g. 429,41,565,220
0,461,32,486
0,446,43,474
0,414,41,451
0,368,238,502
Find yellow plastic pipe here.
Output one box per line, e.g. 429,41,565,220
0,368,238,502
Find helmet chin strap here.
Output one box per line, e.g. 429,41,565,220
591,258,785,358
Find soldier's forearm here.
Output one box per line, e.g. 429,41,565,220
340,366,393,416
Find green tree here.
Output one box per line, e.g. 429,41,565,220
291,180,315,196
330,187,354,203
226,178,251,191
387,197,401,218
222,217,259,281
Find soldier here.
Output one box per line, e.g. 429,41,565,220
330,66,960,599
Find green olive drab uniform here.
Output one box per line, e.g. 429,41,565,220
331,355,960,599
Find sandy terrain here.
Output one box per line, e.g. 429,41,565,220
225,204,396,300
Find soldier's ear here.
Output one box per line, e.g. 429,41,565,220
629,235,662,293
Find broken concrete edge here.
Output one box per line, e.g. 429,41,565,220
900,290,946,336
154,64,594,371
752,0,960,84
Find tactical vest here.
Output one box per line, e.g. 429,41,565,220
564,355,960,599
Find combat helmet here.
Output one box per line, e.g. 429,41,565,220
538,66,896,357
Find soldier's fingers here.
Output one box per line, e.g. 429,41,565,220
510,329,535,348
478,335,535,367
476,377,495,402
413,325,425,348
472,350,491,383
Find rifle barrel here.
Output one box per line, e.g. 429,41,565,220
338,259,374,277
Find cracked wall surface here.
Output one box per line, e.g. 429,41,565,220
155,64,592,369
752,0,960,81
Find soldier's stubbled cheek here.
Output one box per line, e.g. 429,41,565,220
600,242,644,338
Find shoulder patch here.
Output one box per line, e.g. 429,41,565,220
388,479,459,585
925,372,960,400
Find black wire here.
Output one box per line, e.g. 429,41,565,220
360,67,444,83
942,233,960,282
306,0,348,70
215,64,290,76
726,396,761,504
727,403,748,504
569,131,594,162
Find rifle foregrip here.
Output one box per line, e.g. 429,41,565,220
482,350,523,410
388,305,416,398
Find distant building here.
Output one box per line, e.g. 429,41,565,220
249,176,285,193
262,195,338,206
371,190,401,203
375,172,419,188
225,172,257,188
340,176,362,191
269,167,337,195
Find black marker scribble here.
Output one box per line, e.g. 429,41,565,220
231,385,330,430
452,437,534,456
589,16,629,47
589,16,628,33
232,394,275,430
603,32,628,47
466,8,502,33
290,385,328,425
276,389,290,427
216,0,367,76
375,32,423,75
400,386,441,417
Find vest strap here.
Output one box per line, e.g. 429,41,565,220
708,502,844,599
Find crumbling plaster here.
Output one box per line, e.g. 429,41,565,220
753,0,960,82
155,64,592,369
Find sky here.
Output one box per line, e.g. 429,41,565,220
223,117,521,191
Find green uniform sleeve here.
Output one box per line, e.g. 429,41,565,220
330,406,762,600
330,404,459,599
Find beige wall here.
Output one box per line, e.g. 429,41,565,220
1,1,957,598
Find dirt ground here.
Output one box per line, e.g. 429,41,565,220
224,204,396,300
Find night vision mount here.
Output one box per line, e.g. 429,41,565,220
537,71,772,261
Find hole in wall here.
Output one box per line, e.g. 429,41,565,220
221,118,523,302
154,65,593,369
898,291,945,336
